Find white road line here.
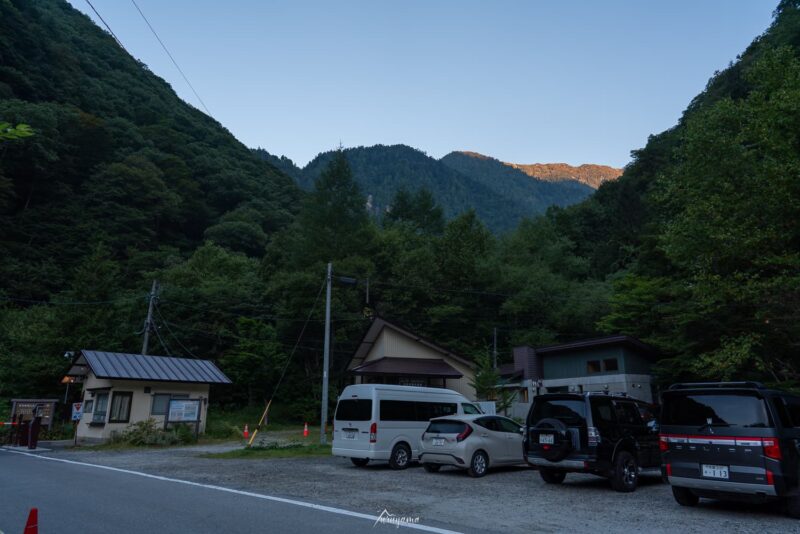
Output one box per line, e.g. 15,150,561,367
1,448,462,534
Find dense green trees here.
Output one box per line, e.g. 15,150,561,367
3,0,800,412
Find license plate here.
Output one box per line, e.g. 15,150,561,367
539,434,554,445
432,437,445,447
702,464,729,479
343,430,356,440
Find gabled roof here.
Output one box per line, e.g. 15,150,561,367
349,317,474,369
69,350,232,384
351,357,463,378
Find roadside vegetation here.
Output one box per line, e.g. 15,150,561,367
203,441,332,460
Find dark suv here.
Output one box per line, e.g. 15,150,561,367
524,392,660,492
660,382,800,518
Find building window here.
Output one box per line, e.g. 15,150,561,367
603,358,619,372
151,393,189,416
587,360,602,374
83,399,94,413
109,392,133,423
92,392,109,423
151,394,171,416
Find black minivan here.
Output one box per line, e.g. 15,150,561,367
660,382,800,517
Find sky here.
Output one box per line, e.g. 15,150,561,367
68,1,776,168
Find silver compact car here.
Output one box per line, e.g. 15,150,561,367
419,415,525,477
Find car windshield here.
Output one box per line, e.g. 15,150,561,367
662,393,771,428
530,398,586,427
426,420,467,434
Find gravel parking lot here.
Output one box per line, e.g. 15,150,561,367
33,442,796,533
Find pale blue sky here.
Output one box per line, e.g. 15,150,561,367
69,1,776,168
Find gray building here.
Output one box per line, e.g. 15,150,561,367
498,335,657,419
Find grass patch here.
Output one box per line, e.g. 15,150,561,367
204,404,302,440
202,441,332,459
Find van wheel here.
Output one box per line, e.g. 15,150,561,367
539,469,566,484
389,443,411,470
423,463,441,473
350,458,369,467
467,451,488,478
672,486,699,507
611,451,638,492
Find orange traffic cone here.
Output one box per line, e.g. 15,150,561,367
243,424,249,439
24,508,38,534
303,422,309,438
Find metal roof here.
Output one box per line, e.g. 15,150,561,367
78,350,232,384
350,357,463,378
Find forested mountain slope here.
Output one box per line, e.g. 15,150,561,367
0,0,299,299
548,0,800,385
262,144,595,233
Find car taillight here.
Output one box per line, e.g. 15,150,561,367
666,463,672,477
588,426,600,447
456,424,473,442
766,470,775,485
369,422,377,443
659,435,669,452
763,439,781,460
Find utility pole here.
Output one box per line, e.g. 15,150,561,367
320,263,332,445
141,280,159,355
493,327,498,369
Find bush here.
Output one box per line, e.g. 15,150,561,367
109,418,196,447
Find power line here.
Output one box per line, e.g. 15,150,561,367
129,0,211,115
268,279,327,403
151,320,173,356
84,0,128,53
154,303,200,359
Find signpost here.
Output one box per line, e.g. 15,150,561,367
165,399,202,439
71,402,82,445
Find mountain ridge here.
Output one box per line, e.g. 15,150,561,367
255,144,600,232
454,151,622,189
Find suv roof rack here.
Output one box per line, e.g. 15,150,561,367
668,381,764,390
585,391,628,397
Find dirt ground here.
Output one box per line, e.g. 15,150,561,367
31,441,797,534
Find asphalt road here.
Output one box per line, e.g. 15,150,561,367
0,449,461,534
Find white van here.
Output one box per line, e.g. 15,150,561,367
331,384,482,469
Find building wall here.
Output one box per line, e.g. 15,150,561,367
76,373,210,442
354,328,477,400
622,347,653,375
540,373,653,403
542,346,653,379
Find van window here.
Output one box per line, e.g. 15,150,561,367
462,403,481,415
425,402,457,419
662,393,771,428
380,400,416,421
335,399,372,421
380,400,457,421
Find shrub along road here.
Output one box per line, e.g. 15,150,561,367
1,443,795,533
